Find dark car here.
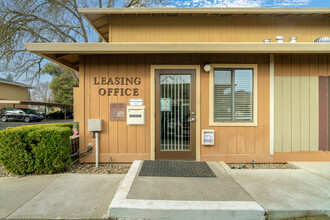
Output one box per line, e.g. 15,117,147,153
0,108,44,122
46,110,73,119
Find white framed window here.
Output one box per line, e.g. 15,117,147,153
209,64,258,126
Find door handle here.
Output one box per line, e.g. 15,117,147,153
188,118,196,122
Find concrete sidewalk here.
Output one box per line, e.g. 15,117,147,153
289,161,330,181
227,166,330,219
0,174,124,219
0,162,329,219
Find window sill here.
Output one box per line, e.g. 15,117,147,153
209,121,258,127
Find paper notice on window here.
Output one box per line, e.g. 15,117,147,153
161,98,171,111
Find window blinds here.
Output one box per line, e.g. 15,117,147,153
214,69,253,122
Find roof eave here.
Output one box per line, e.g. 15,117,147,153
0,100,73,107
77,7,330,15
0,80,34,89
24,42,330,72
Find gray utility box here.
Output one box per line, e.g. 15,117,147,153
88,119,103,132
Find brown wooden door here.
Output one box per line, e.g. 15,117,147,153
155,69,196,160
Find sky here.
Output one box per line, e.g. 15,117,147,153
172,0,329,7
1,0,329,86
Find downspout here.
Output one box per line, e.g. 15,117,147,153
95,132,99,167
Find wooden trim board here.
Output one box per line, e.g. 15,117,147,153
269,54,275,155
25,42,330,54
25,43,330,72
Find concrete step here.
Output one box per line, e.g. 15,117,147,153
108,161,265,220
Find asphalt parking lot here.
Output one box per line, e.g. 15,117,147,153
0,119,73,130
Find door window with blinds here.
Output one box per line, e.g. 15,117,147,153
210,65,257,126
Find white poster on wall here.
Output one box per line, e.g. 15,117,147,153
129,98,143,106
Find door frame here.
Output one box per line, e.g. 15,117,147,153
150,65,201,161
155,69,196,160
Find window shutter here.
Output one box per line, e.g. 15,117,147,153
214,70,232,121
234,70,253,121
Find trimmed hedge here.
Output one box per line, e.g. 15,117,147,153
0,124,73,175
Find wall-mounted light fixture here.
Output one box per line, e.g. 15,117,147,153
203,64,211,72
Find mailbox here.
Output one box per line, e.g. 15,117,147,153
202,129,214,146
127,106,145,125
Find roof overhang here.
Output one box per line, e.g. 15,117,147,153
78,7,330,15
0,100,73,107
24,42,330,72
0,80,34,89
78,7,330,42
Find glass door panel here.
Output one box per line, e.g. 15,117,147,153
160,75,191,151
155,69,196,161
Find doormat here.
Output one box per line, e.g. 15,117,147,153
138,160,216,177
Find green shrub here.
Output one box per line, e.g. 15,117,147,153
0,129,34,175
0,124,73,175
6,123,74,130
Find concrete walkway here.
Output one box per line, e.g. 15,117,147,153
110,161,265,220
289,161,330,181
227,166,330,219
0,174,124,219
109,161,330,220
0,162,329,219
127,162,254,201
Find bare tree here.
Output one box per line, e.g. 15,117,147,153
30,82,54,103
0,0,168,83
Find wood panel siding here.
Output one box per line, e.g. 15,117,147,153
319,76,328,151
77,54,329,163
109,15,330,43
282,57,292,153
73,87,79,122
328,77,330,151
274,55,283,153
201,54,270,160
78,54,271,162
274,55,330,153
79,54,151,162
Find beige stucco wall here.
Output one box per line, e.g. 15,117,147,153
0,82,29,109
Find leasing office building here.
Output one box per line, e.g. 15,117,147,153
25,8,330,163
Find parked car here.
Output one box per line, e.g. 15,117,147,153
0,108,44,122
46,110,73,119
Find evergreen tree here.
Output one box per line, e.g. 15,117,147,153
43,63,78,104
